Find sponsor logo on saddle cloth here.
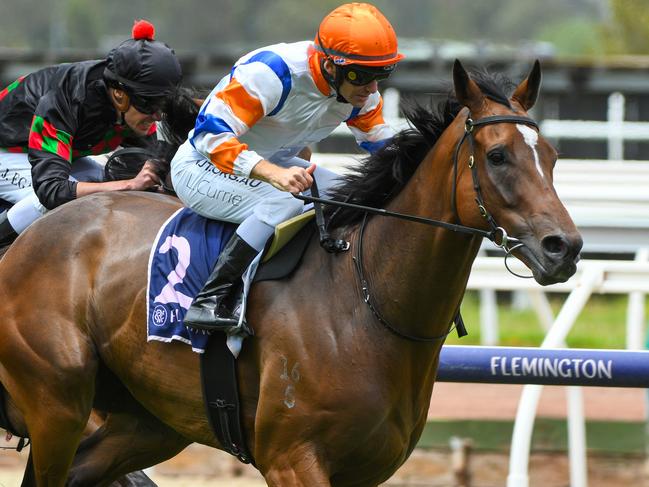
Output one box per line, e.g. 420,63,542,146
146,208,258,353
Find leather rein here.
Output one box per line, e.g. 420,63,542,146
294,112,540,343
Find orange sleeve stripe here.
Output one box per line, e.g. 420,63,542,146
346,98,386,133
216,79,264,128
209,138,248,174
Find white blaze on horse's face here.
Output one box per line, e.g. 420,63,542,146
516,124,543,179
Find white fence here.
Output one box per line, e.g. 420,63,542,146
466,256,649,487
332,90,649,161
540,92,645,161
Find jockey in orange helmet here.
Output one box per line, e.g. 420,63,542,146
315,2,405,104
174,3,405,333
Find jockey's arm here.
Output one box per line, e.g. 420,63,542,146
76,129,163,198
75,161,161,198
29,90,161,209
31,153,162,209
346,93,395,154
191,59,315,193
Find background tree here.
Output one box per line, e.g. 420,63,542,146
0,0,620,58
602,0,649,54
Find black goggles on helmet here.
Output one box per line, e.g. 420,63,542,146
341,64,395,86
128,93,169,115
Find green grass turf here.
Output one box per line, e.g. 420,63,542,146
418,418,646,455
445,292,643,349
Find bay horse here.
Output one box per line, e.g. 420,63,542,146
0,60,581,486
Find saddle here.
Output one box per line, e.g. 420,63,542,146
255,210,316,281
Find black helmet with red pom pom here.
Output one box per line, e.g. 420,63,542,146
104,20,182,101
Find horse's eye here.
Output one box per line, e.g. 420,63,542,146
487,150,505,165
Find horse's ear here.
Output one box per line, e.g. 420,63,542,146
453,59,485,113
512,60,542,111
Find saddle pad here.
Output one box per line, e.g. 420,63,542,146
147,208,236,353
147,208,316,353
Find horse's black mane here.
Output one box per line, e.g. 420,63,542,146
156,87,207,158
325,69,515,229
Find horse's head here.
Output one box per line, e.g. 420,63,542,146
452,60,582,285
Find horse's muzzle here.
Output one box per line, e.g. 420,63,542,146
519,231,583,285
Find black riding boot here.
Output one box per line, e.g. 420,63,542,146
0,211,18,248
184,233,258,332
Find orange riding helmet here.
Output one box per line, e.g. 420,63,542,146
314,3,405,67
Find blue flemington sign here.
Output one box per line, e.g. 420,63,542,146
436,346,649,387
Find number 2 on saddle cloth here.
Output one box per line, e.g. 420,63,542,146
146,206,316,352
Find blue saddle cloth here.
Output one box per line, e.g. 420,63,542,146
147,208,236,352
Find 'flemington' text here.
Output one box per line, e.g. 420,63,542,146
490,356,613,380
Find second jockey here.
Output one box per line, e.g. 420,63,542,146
0,20,182,247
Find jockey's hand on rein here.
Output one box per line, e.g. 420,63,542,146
252,160,315,194
129,160,162,191
280,164,315,194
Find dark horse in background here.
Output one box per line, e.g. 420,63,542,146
0,60,581,486
0,87,201,485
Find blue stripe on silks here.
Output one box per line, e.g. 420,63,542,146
345,107,362,122
190,112,235,150
239,51,292,116
360,138,391,154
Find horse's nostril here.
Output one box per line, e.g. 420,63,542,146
542,235,568,257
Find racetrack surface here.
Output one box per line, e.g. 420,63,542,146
1,444,645,486
1,382,646,486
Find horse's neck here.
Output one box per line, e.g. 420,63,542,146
359,131,482,344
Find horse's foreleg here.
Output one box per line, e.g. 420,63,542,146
67,411,190,487
264,465,331,487
261,445,331,487
1,322,99,486
9,367,95,487
26,402,90,486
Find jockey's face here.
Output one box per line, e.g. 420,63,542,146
337,76,379,108
323,61,380,108
122,103,162,136
109,87,163,136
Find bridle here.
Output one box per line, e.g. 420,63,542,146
452,113,539,276
294,112,541,342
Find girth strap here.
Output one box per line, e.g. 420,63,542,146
200,333,254,465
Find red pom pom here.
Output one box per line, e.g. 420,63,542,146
132,20,155,41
